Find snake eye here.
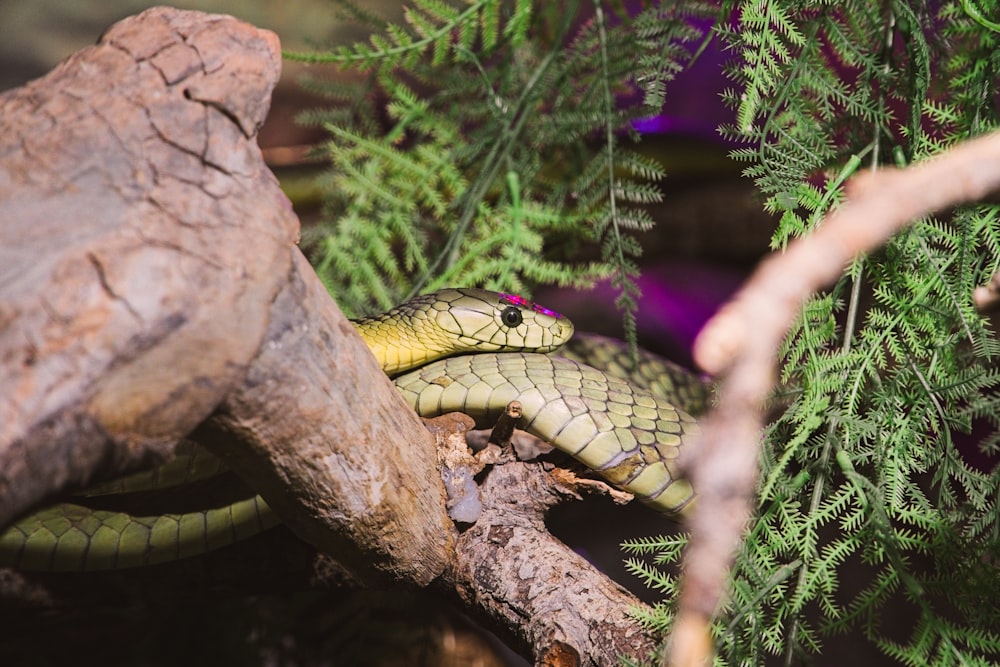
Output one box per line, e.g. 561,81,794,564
500,306,523,328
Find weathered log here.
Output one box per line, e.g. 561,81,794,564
0,5,290,519
0,7,663,664
0,5,450,586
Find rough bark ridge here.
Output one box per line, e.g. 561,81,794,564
0,7,663,666
0,6,450,585
450,459,660,665
0,6,290,521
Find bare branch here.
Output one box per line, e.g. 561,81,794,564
446,459,661,666
670,130,1000,666
0,5,450,586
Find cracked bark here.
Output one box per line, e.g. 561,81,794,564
0,7,662,666
0,4,448,587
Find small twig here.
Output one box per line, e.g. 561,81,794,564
669,129,1000,667
488,400,522,449
973,270,1000,311
549,468,635,506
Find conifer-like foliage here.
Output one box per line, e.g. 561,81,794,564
624,4,1000,666
289,2,1000,665
287,0,715,338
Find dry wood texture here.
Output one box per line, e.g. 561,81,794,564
0,5,449,586
0,8,664,665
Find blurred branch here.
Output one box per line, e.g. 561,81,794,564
672,129,1000,667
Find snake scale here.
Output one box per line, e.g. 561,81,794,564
0,288,706,571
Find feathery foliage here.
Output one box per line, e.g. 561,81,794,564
288,1,1000,665
625,3,1000,666
288,1,716,331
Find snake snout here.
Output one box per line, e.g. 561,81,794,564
555,316,575,345
516,312,573,351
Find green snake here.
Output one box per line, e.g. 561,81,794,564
0,288,704,571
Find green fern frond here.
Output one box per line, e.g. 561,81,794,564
284,0,526,71
301,0,712,338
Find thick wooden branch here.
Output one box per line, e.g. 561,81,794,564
427,414,661,665
0,7,290,523
0,7,661,664
204,251,454,585
671,131,1000,666
0,6,450,585
447,460,660,666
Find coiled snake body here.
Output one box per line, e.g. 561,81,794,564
0,289,703,571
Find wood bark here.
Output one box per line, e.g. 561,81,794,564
0,4,447,589
0,7,662,665
1,5,289,521
448,456,661,665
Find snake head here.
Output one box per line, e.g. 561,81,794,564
356,288,575,376
430,288,574,353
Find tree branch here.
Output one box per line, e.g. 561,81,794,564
0,6,289,526
0,3,449,590
0,8,661,665
671,130,1000,666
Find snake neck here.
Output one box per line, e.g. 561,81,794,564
352,302,457,377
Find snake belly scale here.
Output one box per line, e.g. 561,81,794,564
0,288,699,571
